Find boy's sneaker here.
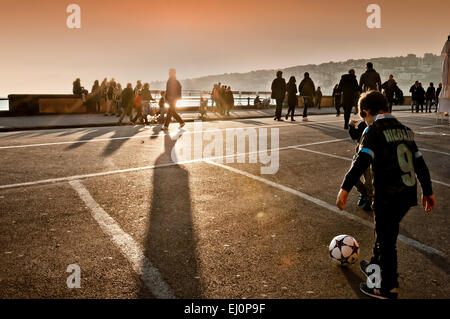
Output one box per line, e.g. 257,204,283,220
359,260,371,277
360,282,398,300
357,195,366,206
362,200,372,212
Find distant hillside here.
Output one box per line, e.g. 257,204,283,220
150,53,443,95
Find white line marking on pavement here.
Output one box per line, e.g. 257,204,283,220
428,179,450,188
420,125,447,129
0,138,350,190
295,148,353,161
69,180,175,299
294,147,450,188
204,160,446,258
416,131,449,137
0,112,435,150
419,148,450,156
0,119,343,150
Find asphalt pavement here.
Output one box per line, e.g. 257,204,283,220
0,105,413,132
0,111,448,299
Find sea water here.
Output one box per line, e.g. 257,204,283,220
0,99,8,111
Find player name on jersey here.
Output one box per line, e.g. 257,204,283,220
383,128,414,143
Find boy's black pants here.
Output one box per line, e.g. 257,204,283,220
371,201,410,291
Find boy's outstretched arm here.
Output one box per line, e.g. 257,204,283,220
414,150,437,212
336,151,373,210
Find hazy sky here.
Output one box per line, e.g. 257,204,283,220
0,0,449,95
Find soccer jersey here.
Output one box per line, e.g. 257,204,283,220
341,114,433,207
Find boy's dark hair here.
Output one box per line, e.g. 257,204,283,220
366,62,373,69
358,90,389,118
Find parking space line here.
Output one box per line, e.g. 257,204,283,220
0,138,350,190
419,148,450,156
294,147,450,188
69,180,175,299
0,113,436,150
420,125,448,129
0,119,343,150
204,160,446,258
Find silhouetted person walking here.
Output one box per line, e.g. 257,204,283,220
271,71,287,121
339,69,360,129
163,69,185,130
298,72,315,122
382,74,398,113
359,62,381,92
285,76,298,121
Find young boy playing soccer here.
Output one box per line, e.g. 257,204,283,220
336,90,437,299
348,119,373,211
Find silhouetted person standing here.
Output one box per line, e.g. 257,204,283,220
285,76,298,122
298,72,315,122
158,91,166,124
409,81,419,113
436,83,443,112
425,82,436,113
416,82,426,113
91,80,101,113
118,83,134,125
163,69,185,130
271,71,287,121
359,62,381,92
339,69,360,129
315,87,323,109
225,86,234,116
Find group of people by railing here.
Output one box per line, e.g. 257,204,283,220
73,78,167,125
271,70,319,123
210,83,235,116
74,69,186,130
72,62,446,128
409,81,443,113
272,61,444,129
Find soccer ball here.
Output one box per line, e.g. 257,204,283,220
329,235,360,265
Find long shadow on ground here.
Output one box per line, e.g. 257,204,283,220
139,130,202,298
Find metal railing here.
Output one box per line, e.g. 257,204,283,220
148,90,273,107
